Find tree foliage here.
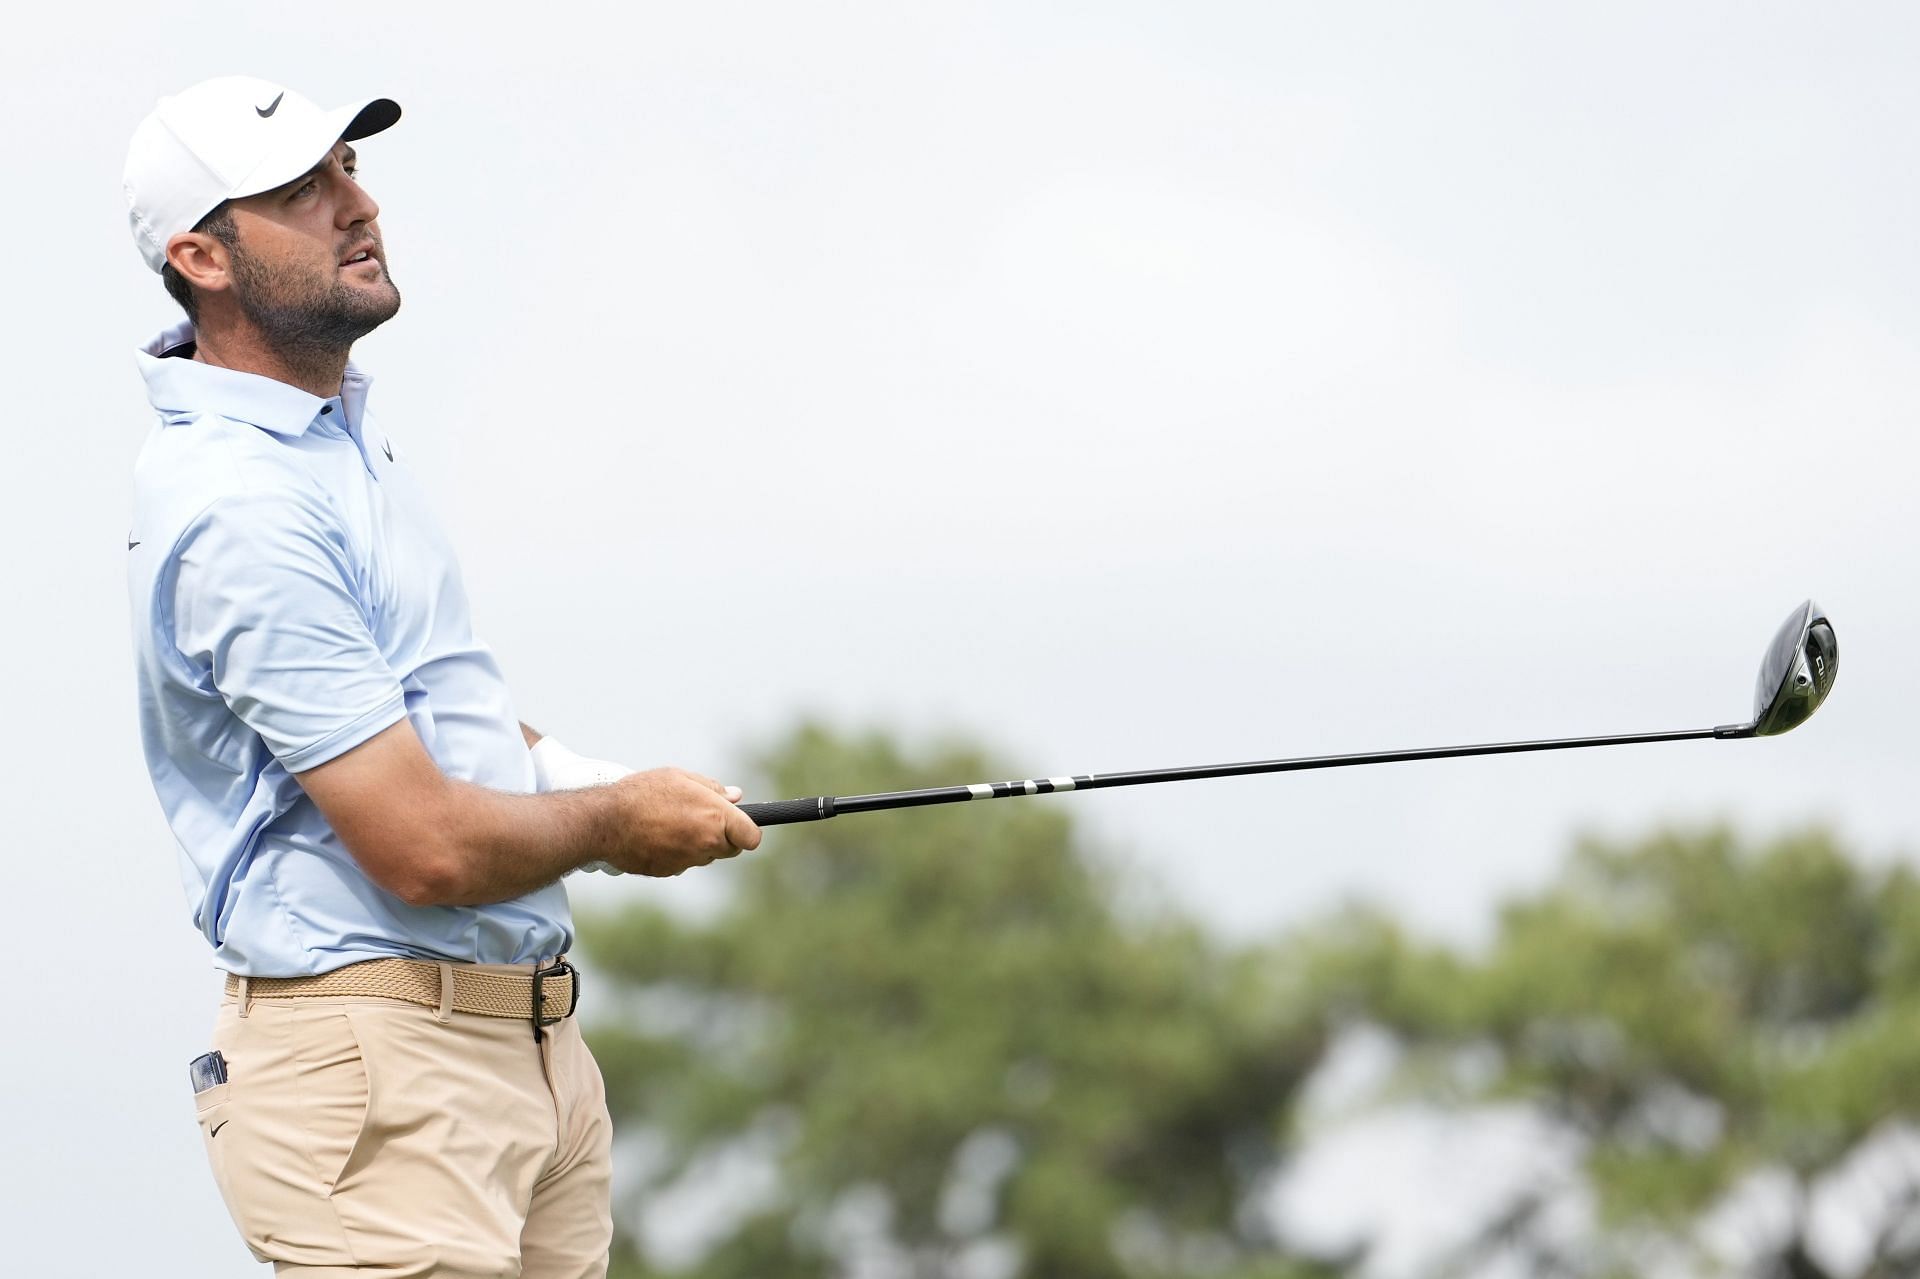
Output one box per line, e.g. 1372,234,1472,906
1319,826,1920,1276
581,724,1340,1279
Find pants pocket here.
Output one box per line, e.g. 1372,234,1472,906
202,1002,375,1267
193,1082,233,1174
289,1005,376,1195
192,1078,264,1260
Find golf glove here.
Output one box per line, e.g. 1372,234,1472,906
529,736,633,876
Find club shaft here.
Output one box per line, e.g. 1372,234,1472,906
738,724,1750,826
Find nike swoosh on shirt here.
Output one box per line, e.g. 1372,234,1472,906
127,539,141,550
256,92,284,118
382,440,394,462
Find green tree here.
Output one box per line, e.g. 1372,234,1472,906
1309,826,1920,1277
579,724,1342,1279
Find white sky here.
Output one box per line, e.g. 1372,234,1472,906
4,2,1916,1273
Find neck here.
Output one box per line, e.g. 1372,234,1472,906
191,316,350,400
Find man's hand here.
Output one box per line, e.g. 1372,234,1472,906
528,737,753,876
598,768,763,877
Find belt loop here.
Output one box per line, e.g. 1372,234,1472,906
436,962,455,1023
236,976,251,1018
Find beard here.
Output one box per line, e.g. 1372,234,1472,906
227,239,402,363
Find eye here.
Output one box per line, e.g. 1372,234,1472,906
290,177,318,200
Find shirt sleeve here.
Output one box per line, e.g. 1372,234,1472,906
170,491,407,773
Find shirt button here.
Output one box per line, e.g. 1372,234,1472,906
320,405,333,415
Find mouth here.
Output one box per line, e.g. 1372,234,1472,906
339,243,381,272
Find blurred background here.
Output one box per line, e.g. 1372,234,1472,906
4,2,1916,1275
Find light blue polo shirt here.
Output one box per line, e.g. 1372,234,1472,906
127,320,572,976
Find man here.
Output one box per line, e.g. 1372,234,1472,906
124,76,761,1278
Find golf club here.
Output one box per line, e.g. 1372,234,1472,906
737,600,1838,828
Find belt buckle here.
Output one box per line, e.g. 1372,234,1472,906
531,958,579,1043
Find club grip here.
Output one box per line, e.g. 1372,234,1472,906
737,796,836,827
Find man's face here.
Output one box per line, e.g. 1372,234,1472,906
222,140,401,352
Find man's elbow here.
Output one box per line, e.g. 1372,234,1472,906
294,724,481,906
352,832,470,909
387,858,466,909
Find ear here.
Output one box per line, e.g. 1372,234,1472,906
164,230,234,297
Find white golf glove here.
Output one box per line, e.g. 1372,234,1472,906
529,736,633,876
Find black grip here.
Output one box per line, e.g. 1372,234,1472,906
738,796,836,827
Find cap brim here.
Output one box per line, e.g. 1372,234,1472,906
227,96,403,201
343,97,401,141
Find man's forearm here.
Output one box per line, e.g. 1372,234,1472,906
429,778,620,906
296,720,752,907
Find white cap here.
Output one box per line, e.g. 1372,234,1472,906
123,76,401,273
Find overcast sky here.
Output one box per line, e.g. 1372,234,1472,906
5,2,1916,1273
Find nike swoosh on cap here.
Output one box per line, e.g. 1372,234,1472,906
256,92,284,118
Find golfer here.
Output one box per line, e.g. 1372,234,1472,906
124,76,760,1278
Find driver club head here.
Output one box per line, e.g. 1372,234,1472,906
1750,600,1838,737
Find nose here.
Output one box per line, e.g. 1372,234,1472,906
335,161,380,228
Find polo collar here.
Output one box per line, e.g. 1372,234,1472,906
137,320,375,438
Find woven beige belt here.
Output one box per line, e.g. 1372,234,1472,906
225,956,578,1040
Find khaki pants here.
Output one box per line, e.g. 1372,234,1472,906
194,968,614,1277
